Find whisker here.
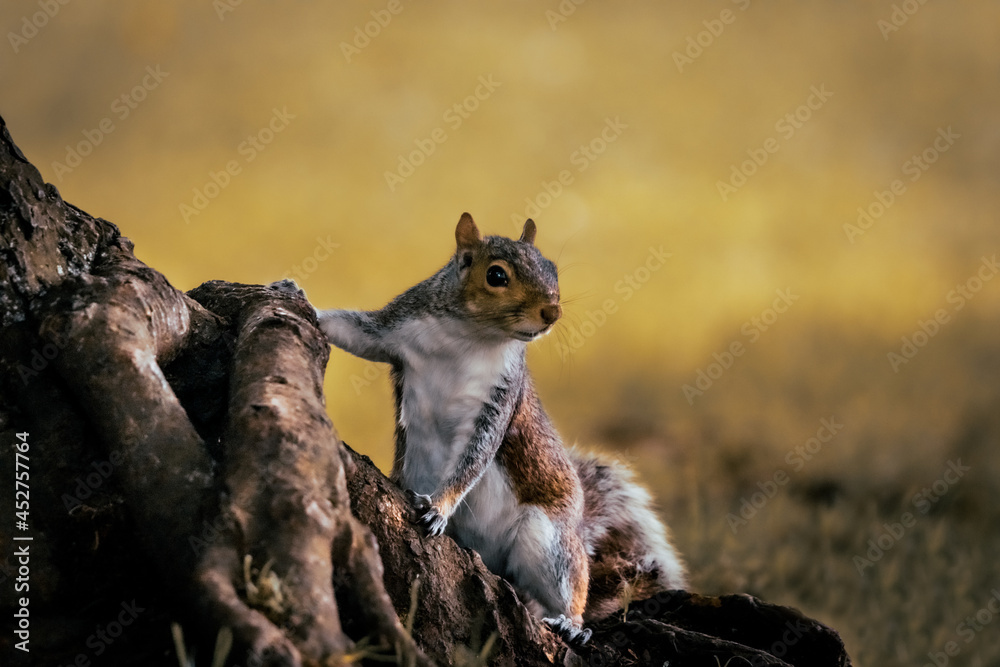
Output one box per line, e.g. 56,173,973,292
559,292,596,306
554,226,586,266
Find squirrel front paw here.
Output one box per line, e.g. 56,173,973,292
269,279,305,297
405,490,448,537
543,614,592,649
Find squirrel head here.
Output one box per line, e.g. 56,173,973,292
452,213,561,342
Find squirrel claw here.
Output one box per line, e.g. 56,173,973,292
543,615,592,649
419,508,448,536
406,491,448,536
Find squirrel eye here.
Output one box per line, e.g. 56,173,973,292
486,265,509,288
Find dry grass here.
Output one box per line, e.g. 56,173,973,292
579,316,1000,667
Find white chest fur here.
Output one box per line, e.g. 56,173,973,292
386,316,523,495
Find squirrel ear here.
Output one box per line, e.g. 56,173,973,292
520,219,537,245
456,212,481,251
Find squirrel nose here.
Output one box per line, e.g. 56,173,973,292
540,304,562,325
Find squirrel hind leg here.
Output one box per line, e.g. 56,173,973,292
506,508,590,635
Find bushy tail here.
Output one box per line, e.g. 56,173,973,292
571,449,687,621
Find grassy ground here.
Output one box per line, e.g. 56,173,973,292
572,316,1000,667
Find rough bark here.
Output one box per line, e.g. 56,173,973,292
343,446,561,666
0,114,425,667
0,114,851,666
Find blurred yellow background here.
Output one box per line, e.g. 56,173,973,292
3,2,999,664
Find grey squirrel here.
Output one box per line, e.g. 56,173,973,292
314,213,686,646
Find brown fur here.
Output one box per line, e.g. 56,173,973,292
573,452,686,621
460,256,554,332
583,526,665,621
498,383,580,510
567,529,591,620
456,219,559,339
